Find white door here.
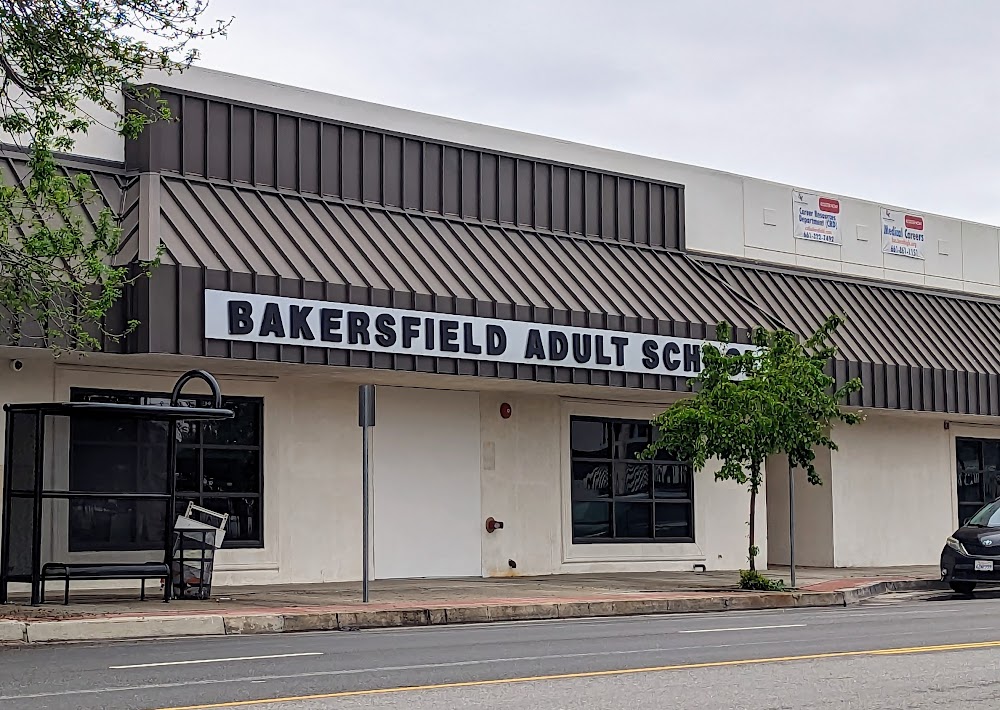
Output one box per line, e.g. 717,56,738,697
373,387,482,579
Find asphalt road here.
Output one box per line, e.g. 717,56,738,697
4,589,1000,709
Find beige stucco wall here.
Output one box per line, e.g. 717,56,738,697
479,392,562,577
0,356,779,592
830,415,956,567
765,449,834,568
13,356,990,589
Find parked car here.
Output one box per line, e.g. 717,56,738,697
941,497,1000,594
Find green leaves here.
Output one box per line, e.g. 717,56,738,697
739,569,786,591
644,315,864,574
0,141,164,350
0,1,229,351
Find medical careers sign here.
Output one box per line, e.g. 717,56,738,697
793,191,841,245
204,290,754,378
881,207,925,259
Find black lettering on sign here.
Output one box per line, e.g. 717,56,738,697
228,300,253,335
664,342,681,371
320,308,343,343
424,317,435,349
348,312,371,345
487,325,507,355
683,344,701,372
572,333,592,364
463,323,482,355
401,316,420,348
726,347,741,357
289,305,314,340
548,331,568,361
594,335,612,365
641,340,659,369
440,320,460,353
259,303,285,338
525,329,546,359
375,314,396,347
611,336,628,367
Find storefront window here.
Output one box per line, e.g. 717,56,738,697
69,389,264,551
956,437,1000,525
570,416,693,543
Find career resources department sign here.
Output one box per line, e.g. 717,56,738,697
793,191,841,245
203,290,753,378
881,207,925,259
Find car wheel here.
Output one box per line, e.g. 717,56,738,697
950,581,977,595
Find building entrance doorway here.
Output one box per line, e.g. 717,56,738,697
372,387,482,579
956,437,1000,524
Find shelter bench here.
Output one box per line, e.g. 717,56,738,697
40,562,170,605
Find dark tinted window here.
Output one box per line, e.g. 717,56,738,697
956,438,1000,526
569,416,693,543
69,389,264,551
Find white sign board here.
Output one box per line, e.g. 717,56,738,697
793,191,841,245
881,207,925,259
204,290,754,379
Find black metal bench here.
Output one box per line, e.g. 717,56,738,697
40,562,170,605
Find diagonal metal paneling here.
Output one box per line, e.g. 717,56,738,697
0,149,136,352
157,176,766,328
703,259,1000,374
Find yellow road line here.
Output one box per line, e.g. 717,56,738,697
155,639,1000,709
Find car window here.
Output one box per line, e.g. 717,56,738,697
968,499,1000,527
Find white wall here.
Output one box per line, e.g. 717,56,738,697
830,415,955,567
12,355,978,590
0,90,124,163
728,180,1000,296
765,451,834,568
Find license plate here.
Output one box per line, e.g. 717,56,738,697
975,560,994,572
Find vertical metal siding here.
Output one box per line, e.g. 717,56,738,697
130,87,684,250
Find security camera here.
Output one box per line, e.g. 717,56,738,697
9,359,23,372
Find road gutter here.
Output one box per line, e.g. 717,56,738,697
3,579,944,644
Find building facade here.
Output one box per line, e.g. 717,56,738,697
2,67,999,588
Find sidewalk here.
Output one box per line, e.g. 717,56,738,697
0,566,941,644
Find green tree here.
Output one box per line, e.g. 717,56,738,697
0,0,230,351
644,316,863,584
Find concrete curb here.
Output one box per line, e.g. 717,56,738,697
0,620,25,642
25,614,226,643
4,579,946,643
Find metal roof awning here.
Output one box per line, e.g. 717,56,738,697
154,176,760,327
153,175,1000,374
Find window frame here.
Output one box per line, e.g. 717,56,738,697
69,387,265,551
569,415,695,544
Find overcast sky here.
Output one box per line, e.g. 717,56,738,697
194,1,1000,225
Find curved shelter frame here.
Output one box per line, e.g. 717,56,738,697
0,370,233,605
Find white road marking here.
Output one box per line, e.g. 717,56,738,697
679,624,806,634
109,652,323,669
7,626,1000,703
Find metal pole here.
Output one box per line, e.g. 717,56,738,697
358,384,376,604
788,460,796,589
362,422,371,603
